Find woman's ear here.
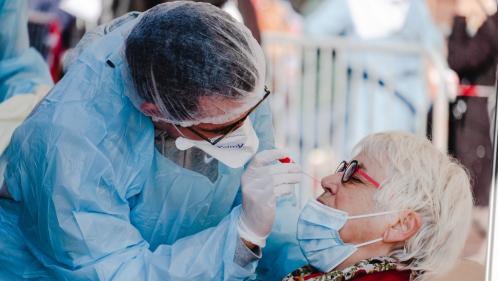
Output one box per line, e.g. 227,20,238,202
383,210,421,243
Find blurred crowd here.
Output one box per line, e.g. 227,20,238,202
26,0,498,88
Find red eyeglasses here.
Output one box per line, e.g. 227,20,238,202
335,160,380,188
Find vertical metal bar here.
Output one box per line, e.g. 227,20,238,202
291,44,303,160
302,46,317,155
416,50,429,135
295,44,309,208
300,45,318,206
333,50,347,160
429,51,449,152
348,62,362,151
367,69,375,134
273,43,286,149
318,47,333,150
485,70,498,281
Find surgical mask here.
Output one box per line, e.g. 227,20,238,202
297,199,399,273
175,119,259,168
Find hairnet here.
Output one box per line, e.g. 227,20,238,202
124,1,266,127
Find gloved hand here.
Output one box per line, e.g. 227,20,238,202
237,149,302,247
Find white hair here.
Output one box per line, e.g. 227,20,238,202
353,131,473,281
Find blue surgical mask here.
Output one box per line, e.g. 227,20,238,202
297,199,399,272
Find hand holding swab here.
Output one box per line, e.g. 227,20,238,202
278,157,321,184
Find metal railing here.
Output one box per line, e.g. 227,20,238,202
262,32,451,205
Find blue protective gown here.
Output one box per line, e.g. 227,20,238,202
0,0,53,102
0,12,305,281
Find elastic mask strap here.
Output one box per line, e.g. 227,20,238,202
348,210,399,220
172,124,183,137
171,123,189,139
356,237,383,248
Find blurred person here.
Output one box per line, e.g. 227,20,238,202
0,2,306,280
426,0,459,36
304,0,445,151
128,0,261,42
0,0,53,155
443,1,498,263
448,0,498,88
28,0,77,80
288,0,326,16
430,0,495,268
252,0,303,34
454,0,497,34
284,132,473,281
445,0,496,207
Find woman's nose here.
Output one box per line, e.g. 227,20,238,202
321,173,342,195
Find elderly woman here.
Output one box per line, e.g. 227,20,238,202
285,132,473,281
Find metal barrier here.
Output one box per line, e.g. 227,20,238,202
262,32,451,205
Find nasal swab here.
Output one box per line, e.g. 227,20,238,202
278,157,321,183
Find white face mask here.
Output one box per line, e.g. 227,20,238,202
174,119,259,168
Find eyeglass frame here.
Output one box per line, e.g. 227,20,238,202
186,86,271,145
335,160,381,188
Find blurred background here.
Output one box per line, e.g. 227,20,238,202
23,0,497,270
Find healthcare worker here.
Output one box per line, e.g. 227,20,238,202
0,0,53,155
0,2,306,280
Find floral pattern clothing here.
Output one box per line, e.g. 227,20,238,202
282,257,411,281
